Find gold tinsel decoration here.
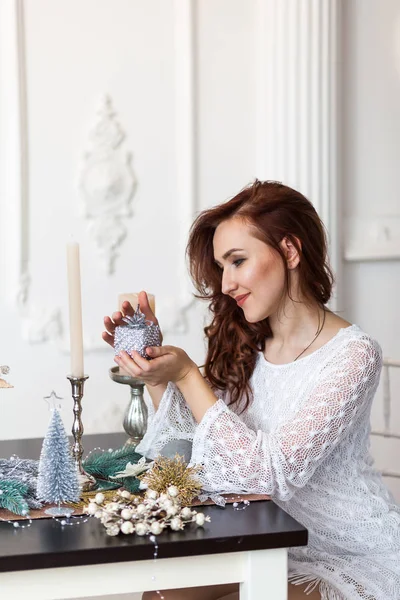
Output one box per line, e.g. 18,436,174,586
138,454,202,506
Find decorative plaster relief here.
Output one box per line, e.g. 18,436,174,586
156,295,196,336
78,95,137,275
16,271,30,308
22,306,63,344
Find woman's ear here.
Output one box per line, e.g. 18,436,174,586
280,237,301,269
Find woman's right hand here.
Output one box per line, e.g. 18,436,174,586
102,290,163,348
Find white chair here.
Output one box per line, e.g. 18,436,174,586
370,359,400,479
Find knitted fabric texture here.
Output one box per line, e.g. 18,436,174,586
136,325,400,600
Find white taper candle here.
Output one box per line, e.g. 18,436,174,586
67,242,84,377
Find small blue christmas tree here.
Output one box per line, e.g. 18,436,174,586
37,392,80,515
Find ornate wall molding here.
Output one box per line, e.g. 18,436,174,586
78,95,137,275
56,0,198,355
10,0,197,348
344,216,400,262
76,0,199,344
255,0,341,308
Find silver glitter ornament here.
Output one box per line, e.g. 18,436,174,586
114,305,162,359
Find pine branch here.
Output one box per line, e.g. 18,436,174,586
0,480,30,516
0,458,42,509
83,447,144,481
116,476,141,494
92,479,120,491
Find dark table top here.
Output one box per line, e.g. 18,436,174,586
0,433,308,573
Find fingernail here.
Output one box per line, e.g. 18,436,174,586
146,347,153,355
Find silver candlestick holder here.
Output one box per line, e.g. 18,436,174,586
109,366,148,447
67,375,96,491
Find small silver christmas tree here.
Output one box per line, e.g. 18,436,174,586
37,392,80,516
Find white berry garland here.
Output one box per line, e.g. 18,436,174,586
85,486,210,537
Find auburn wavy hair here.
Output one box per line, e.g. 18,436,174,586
186,180,334,412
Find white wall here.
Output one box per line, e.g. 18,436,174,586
342,0,400,499
1,0,398,505
0,0,263,439
0,0,211,440
0,0,338,441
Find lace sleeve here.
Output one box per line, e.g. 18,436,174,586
135,382,198,459
189,337,382,500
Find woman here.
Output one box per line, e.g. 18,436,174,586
103,181,400,600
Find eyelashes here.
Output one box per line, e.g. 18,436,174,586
215,258,246,271
233,258,245,267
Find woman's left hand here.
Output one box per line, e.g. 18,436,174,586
114,345,197,387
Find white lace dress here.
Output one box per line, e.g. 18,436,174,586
136,325,400,600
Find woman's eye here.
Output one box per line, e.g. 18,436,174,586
233,258,245,267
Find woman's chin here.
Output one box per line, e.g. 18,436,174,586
243,311,260,324
243,308,270,324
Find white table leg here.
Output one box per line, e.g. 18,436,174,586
240,548,288,600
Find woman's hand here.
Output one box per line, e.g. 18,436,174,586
114,345,197,387
102,290,163,348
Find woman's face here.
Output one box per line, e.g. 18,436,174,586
213,217,288,323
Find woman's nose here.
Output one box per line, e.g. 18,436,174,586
221,270,238,296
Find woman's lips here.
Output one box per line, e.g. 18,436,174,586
236,293,250,307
